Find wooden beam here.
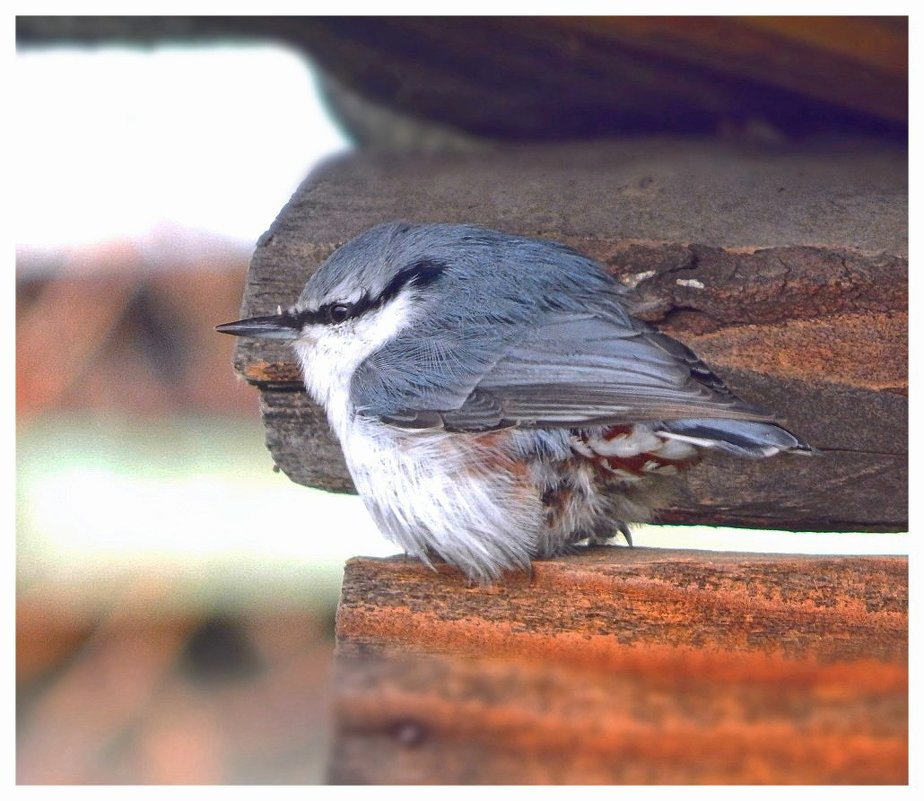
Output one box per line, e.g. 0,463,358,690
330,549,908,784
17,17,907,137
229,140,907,531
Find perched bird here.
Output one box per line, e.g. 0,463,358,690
218,222,811,582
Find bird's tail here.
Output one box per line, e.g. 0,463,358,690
656,418,815,459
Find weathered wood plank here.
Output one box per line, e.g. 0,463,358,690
229,140,907,531
17,18,907,139
330,549,908,784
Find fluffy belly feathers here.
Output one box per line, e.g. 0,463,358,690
337,417,701,582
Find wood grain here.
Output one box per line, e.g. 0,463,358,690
18,17,907,140
329,549,908,784
229,141,907,531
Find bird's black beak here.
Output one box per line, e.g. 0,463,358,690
215,311,301,340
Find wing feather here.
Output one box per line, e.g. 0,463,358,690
363,312,771,432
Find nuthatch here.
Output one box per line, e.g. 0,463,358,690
218,222,811,582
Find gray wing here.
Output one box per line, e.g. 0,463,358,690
354,312,771,432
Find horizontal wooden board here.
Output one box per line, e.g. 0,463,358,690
228,141,907,530
330,549,908,784
17,18,907,139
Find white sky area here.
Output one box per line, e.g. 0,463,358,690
15,44,351,251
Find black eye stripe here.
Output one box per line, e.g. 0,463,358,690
377,259,448,307
300,259,448,327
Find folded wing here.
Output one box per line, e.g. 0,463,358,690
361,312,774,432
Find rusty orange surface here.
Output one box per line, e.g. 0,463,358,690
331,549,907,784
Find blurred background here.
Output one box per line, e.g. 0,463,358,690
14,37,381,785
15,16,908,785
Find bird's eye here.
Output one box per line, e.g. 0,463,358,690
328,303,352,324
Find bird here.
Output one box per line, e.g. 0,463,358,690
217,222,812,582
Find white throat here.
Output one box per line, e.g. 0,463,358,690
292,292,415,439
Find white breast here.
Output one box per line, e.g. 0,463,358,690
338,417,541,582
291,297,541,581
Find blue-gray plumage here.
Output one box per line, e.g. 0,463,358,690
218,222,811,581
